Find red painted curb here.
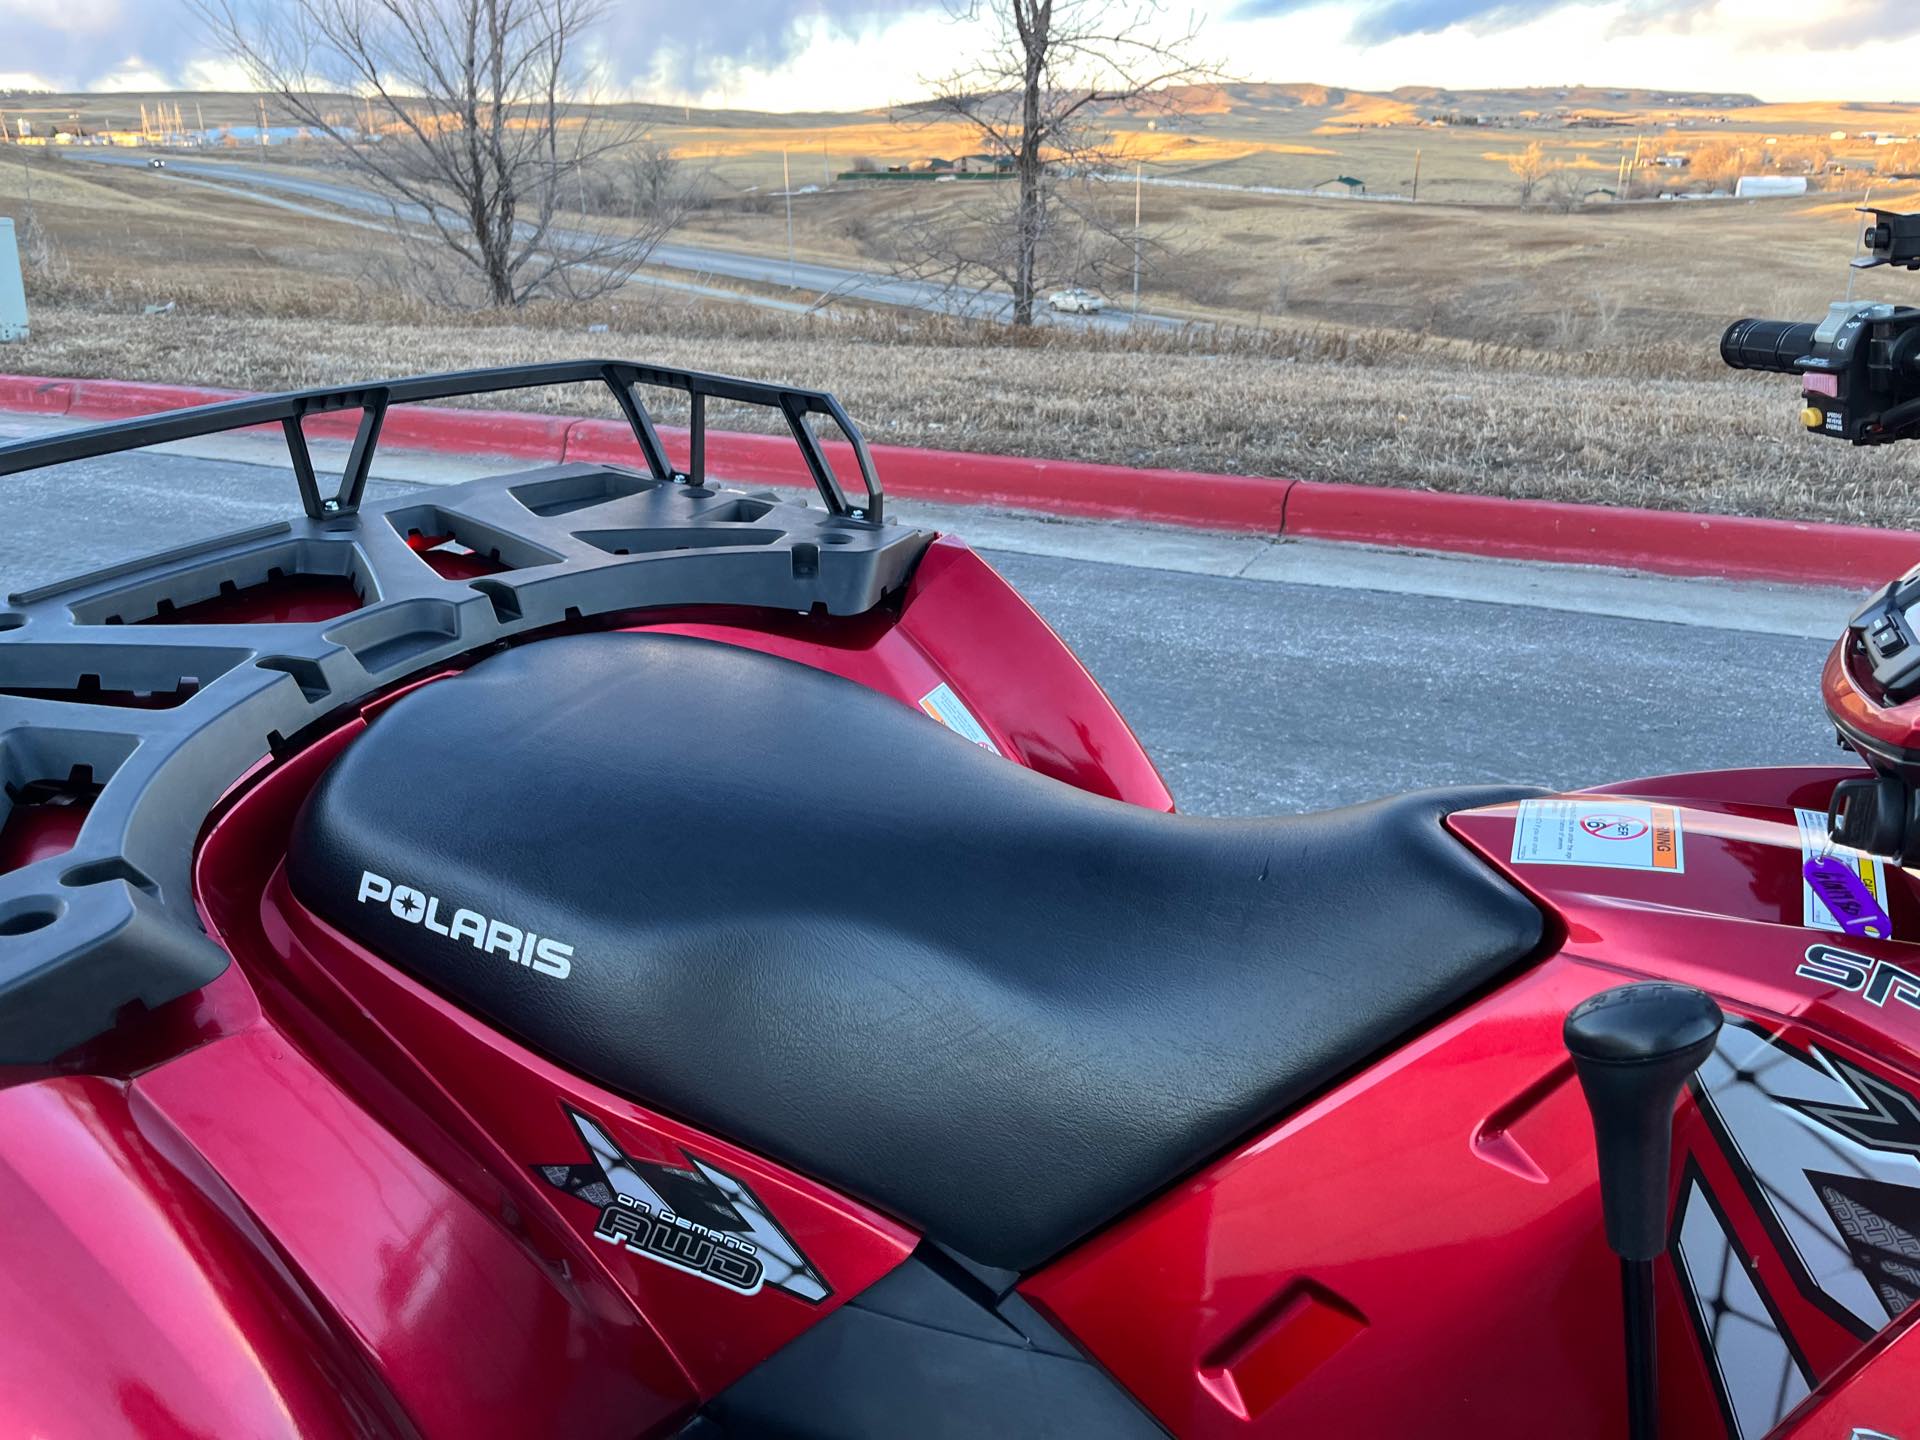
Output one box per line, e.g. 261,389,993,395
65,379,247,419
3,372,1912,588
0,376,77,415
1282,481,1920,589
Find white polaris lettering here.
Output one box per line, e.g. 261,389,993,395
484,919,523,960
533,937,573,980
351,872,573,982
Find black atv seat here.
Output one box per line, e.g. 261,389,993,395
288,632,1542,1269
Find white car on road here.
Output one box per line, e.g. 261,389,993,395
1047,287,1106,315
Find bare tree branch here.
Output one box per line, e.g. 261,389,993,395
194,0,697,307
884,0,1216,325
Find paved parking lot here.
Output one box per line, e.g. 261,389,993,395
0,431,1851,815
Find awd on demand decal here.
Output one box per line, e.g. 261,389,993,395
536,1108,830,1304
355,870,573,978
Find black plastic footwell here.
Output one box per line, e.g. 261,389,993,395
677,1248,1168,1439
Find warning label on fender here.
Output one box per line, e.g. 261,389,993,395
1510,799,1685,873
1796,807,1891,937
917,682,1002,755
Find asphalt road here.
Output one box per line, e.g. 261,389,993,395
65,150,1180,330
0,443,1846,816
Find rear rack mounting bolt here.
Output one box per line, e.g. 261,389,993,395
322,499,341,513
849,508,866,521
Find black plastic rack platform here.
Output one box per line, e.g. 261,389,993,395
0,362,931,1063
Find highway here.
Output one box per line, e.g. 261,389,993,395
63,149,1184,330
0,417,1852,816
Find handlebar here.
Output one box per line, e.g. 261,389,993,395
1720,318,1820,375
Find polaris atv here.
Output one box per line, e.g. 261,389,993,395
0,352,1915,1440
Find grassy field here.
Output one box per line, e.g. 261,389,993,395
3,87,1920,530
12,290,1917,530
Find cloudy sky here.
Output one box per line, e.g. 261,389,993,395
1,0,1916,110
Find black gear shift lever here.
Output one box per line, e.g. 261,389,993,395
1564,983,1724,1440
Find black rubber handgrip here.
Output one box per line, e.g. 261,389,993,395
1721,318,1819,374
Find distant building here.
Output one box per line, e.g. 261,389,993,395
1735,175,1808,198
200,125,313,147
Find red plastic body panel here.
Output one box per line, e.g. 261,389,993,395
1026,763,1920,1440
1822,628,1920,784
199,721,914,1413
0,796,89,870
0,535,1173,1437
640,537,1174,808
1025,953,1632,1437
16,515,1920,1437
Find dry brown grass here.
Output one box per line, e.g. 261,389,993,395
6,142,1920,530
12,293,1919,529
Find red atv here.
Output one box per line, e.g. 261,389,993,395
0,340,1915,1439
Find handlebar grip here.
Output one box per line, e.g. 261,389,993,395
1722,318,1819,374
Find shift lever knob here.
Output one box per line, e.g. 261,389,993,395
1564,983,1724,1263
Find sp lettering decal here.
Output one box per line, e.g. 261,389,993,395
1798,944,1920,1012
536,1108,829,1303
355,869,572,979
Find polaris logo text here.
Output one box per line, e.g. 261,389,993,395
356,870,573,979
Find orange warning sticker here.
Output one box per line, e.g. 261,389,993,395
1510,799,1687,873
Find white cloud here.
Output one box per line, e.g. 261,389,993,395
3,0,1918,107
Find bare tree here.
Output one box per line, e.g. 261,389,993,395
1507,141,1548,207
891,0,1216,325
197,0,694,307
1540,168,1586,214
579,133,708,222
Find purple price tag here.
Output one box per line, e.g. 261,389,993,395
1803,856,1893,939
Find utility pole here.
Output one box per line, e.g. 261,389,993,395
258,95,269,157
196,100,206,143
1131,161,1143,319
1627,134,1643,200
1411,148,1422,203
783,148,795,287
1847,185,1874,303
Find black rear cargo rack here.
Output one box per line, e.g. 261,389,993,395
0,358,887,523
0,362,929,1064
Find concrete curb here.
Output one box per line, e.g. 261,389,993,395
2,372,1913,587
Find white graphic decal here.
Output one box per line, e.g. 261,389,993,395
1674,1177,1812,1439
1693,1019,1920,1335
